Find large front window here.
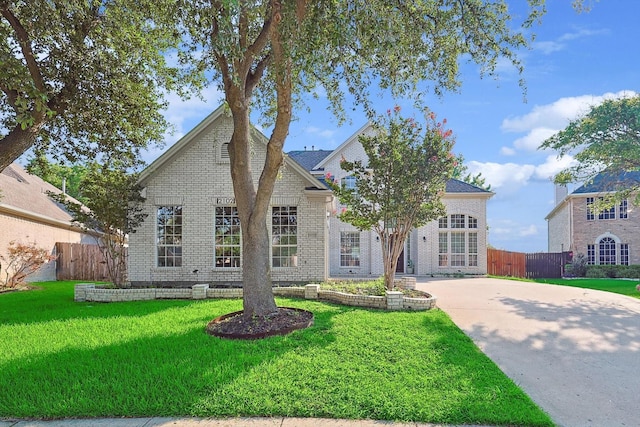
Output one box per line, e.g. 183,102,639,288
599,237,616,265
438,214,479,267
272,206,297,267
215,206,241,268
157,206,182,267
340,231,360,267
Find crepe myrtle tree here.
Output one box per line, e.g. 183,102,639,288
541,94,640,209
174,0,548,318
50,162,147,287
327,107,456,290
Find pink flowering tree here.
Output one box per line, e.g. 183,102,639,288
327,107,456,290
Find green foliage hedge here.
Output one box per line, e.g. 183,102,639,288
585,264,640,278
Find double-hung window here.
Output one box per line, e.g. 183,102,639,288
157,206,183,267
272,206,297,267
215,206,241,268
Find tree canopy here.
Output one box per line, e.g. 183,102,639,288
0,0,187,172
328,107,456,289
541,94,640,203
170,0,547,317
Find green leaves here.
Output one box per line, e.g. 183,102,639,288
541,94,640,203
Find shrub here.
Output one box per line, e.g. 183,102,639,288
0,241,57,289
585,264,640,279
566,253,588,277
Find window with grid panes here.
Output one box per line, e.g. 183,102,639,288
272,206,297,267
587,244,595,264
620,199,628,219
215,206,241,267
599,237,616,265
157,206,183,267
438,217,447,228
340,231,360,266
621,243,629,265
438,232,448,266
450,232,466,266
451,214,465,228
468,232,478,266
586,198,595,220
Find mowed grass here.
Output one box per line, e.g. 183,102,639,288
534,277,640,299
0,282,553,426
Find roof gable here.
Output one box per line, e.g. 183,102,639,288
287,150,333,171
139,105,327,189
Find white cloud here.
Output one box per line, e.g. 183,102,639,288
519,224,538,237
305,126,336,139
533,28,610,55
534,154,576,181
513,127,558,152
500,146,516,156
467,161,535,195
501,90,638,153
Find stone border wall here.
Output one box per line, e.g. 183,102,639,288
75,282,436,311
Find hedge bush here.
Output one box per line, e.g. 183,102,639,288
585,264,640,279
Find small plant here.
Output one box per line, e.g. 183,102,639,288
0,240,57,289
566,253,588,277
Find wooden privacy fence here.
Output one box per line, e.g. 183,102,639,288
487,248,526,278
55,242,123,281
488,248,571,279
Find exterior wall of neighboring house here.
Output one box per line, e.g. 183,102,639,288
570,194,640,264
546,174,640,265
0,164,94,282
128,107,333,287
311,123,492,277
547,199,571,253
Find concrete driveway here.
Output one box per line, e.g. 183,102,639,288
417,277,640,427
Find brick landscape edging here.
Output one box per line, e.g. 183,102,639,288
74,283,437,311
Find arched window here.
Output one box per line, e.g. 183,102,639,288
599,237,616,265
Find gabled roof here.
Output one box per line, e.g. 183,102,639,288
445,178,492,194
572,171,640,194
287,150,333,171
315,122,374,169
0,163,79,228
139,105,328,190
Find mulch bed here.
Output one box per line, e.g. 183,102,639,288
206,307,314,340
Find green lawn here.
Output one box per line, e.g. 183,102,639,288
0,281,553,426
533,278,640,298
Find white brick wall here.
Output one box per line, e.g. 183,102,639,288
323,131,490,277
129,112,331,286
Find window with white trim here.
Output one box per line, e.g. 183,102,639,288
157,206,183,267
438,214,480,267
272,206,297,267
621,243,629,265
340,231,360,267
620,199,628,219
587,244,595,265
215,206,241,268
599,237,616,265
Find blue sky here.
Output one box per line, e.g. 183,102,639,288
147,0,639,253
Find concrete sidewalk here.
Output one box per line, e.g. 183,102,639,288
418,277,640,427
0,417,491,427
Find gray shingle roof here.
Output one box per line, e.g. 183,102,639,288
287,150,333,171
573,171,640,194
445,178,491,193
0,163,74,223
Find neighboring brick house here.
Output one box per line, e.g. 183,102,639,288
128,106,333,287
546,172,640,265
289,123,493,276
0,163,94,282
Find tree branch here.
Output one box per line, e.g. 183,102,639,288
1,4,46,93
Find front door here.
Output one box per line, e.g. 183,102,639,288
396,249,404,273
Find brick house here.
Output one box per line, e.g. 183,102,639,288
129,109,493,286
289,123,493,276
546,172,640,265
128,106,333,287
0,163,94,282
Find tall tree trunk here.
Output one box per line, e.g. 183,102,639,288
227,99,278,318
0,124,42,172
